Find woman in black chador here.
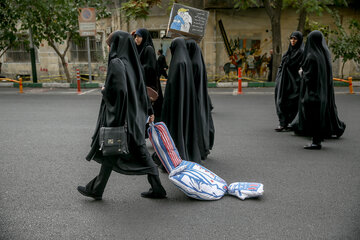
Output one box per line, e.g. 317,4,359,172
186,39,215,160
134,28,163,122
274,31,304,132
291,30,346,149
77,31,166,199
161,37,202,163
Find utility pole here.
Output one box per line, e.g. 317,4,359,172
29,28,38,83
86,36,92,83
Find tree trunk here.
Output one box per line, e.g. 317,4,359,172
341,61,346,79
297,7,307,34
0,46,9,59
263,0,283,82
60,55,71,83
48,39,72,83
0,46,9,74
271,20,282,82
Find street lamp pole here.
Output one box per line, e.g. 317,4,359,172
29,28,38,83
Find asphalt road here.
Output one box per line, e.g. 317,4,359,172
0,87,359,240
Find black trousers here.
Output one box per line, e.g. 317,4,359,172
312,136,323,145
85,160,165,196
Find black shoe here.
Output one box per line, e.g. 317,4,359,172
303,143,322,150
275,126,285,132
141,188,167,199
77,186,102,200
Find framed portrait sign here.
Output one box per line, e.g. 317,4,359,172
167,3,209,42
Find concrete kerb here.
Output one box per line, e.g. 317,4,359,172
42,83,71,88
211,81,360,88
0,82,14,87
0,81,359,88
0,82,103,88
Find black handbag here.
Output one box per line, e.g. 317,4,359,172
99,124,129,156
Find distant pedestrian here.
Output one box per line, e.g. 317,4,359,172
267,50,273,82
274,31,304,132
157,49,168,79
134,28,163,123
77,31,166,200
290,30,346,149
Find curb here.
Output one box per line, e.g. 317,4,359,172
0,82,102,88
209,81,358,88
0,81,358,88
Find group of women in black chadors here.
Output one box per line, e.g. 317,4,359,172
162,37,215,163
274,30,346,150
77,29,214,200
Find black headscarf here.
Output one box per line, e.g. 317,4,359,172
86,30,157,175
291,30,346,138
284,31,304,61
186,39,215,159
274,31,304,127
161,37,202,163
135,28,155,56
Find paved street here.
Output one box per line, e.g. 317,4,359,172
0,87,359,240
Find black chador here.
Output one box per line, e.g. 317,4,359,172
274,31,304,131
161,37,202,163
291,30,346,149
186,39,215,160
135,28,163,122
77,31,166,199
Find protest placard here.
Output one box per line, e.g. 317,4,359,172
167,4,209,42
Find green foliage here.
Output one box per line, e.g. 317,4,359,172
304,19,331,38
0,0,110,81
284,0,347,14
0,0,22,56
167,0,177,13
233,0,261,10
0,0,110,49
330,18,360,66
121,0,161,21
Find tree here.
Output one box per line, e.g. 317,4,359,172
234,0,283,82
0,0,24,74
330,18,360,78
284,0,347,34
120,0,162,21
303,19,331,38
0,0,110,82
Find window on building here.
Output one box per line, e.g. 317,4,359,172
149,30,159,39
148,30,167,39
70,34,103,63
231,38,261,52
5,36,38,63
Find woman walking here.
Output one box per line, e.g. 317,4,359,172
134,28,164,122
77,31,166,199
274,31,304,132
291,30,346,149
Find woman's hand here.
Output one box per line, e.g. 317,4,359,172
148,114,155,124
